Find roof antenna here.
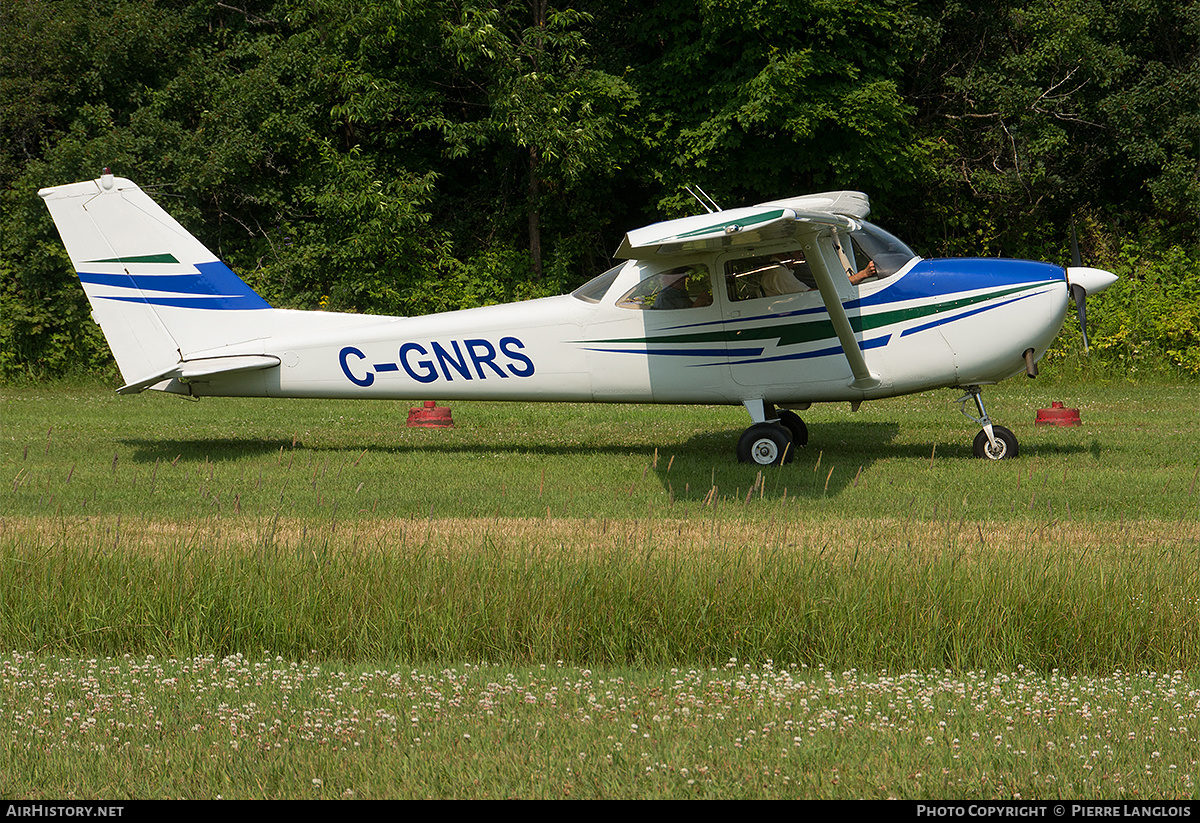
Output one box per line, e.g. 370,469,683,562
685,185,722,214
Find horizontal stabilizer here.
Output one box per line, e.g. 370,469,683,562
117,354,281,395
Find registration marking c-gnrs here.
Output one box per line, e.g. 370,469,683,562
339,336,535,387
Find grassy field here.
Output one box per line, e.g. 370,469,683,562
1,376,1198,798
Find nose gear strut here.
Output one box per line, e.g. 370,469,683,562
955,386,1019,460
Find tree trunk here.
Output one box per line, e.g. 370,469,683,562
528,145,543,280
526,0,548,280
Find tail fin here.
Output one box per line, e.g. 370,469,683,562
39,173,275,389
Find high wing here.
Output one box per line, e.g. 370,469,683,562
616,190,880,388
615,191,869,258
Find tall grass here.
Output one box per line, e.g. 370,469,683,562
2,513,1197,671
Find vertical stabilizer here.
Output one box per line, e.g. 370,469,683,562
38,173,271,386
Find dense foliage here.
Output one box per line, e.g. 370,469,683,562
2,0,1197,380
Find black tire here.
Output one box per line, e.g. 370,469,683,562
777,409,809,448
972,425,1018,460
737,422,794,466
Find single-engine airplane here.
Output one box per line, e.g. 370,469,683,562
39,172,1117,464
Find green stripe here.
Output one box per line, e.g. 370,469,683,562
87,254,180,264
659,209,789,243
593,284,1038,348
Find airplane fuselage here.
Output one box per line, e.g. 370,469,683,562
184,255,1070,408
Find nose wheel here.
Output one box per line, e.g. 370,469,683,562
957,386,1019,460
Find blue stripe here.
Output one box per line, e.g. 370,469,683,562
79,260,271,310
584,347,766,358
90,294,271,310
80,272,226,294
856,259,1063,308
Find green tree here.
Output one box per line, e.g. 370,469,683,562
592,0,925,221
1098,0,1200,242
905,0,1200,255
0,0,208,377
434,1,639,279
4,0,1199,381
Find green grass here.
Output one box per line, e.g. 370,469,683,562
1,512,1198,671
4,376,1197,522
1,376,1198,798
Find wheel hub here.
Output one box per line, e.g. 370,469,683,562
752,439,779,463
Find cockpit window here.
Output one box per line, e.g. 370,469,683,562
571,263,624,303
725,251,816,301
617,264,713,310
849,222,917,279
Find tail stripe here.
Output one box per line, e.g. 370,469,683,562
77,261,271,310
41,175,379,390
91,254,180,264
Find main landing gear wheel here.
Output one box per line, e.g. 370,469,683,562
777,409,809,448
737,422,795,466
973,425,1018,460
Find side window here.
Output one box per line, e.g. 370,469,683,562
848,236,877,283
617,264,713,310
725,252,816,302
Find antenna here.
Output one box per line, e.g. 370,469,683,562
685,185,722,213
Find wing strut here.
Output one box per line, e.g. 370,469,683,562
809,230,880,390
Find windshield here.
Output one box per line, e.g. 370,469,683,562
850,222,918,278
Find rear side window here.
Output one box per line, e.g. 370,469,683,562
571,264,624,303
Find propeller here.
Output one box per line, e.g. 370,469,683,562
1069,225,1090,352
1065,223,1118,354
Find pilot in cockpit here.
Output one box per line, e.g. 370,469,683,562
850,260,878,284
652,266,713,309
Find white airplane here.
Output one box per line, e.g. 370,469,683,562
39,172,1117,465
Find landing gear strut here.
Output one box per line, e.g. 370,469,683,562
956,386,1018,460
